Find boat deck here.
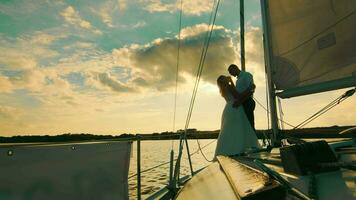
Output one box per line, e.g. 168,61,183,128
175,141,356,200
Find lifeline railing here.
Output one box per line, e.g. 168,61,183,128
122,134,216,200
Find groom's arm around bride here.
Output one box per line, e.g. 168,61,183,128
228,64,256,130
232,84,255,107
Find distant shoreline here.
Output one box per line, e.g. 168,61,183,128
1,125,355,143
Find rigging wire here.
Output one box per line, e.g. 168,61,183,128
188,0,221,162
171,0,184,150
277,97,286,145
184,0,219,131
254,89,354,129
265,72,271,145
173,0,220,167
293,88,355,129
253,96,296,128
277,97,285,130
173,0,221,181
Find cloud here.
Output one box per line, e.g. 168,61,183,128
180,23,225,39
243,27,265,85
61,6,102,34
0,31,68,93
181,0,215,16
112,24,238,91
0,48,37,70
143,0,214,16
100,12,114,27
0,0,39,16
61,6,91,29
118,0,128,12
91,0,132,27
26,32,63,45
86,71,136,93
143,0,176,13
34,23,236,95
21,30,67,46
0,23,265,97
109,25,267,93
8,69,47,92
0,76,14,93
0,105,23,119
132,21,146,28
0,33,61,70
91,2,115,28
64,41,96,49
0,66,73,95
0,23,267,135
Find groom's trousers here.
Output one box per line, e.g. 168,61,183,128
243,97,256,131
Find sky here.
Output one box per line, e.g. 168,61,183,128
0,0,355,136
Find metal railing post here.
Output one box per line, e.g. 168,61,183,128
137,135,141,200
168,149,174,187
183,134,194,176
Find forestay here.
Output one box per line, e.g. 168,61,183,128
0,141,131,200
266,0,356,98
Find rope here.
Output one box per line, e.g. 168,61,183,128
196,139,215,162
128,139,216,179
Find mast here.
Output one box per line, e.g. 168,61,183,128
240,0,245,71
260,0,280,146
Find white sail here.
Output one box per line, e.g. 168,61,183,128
266,0,356,98
0,141,131,200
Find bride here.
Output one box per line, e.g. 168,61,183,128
214,75,260,158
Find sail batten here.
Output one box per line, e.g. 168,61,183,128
267,0,356,96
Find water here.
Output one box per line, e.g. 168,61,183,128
128,139,217,199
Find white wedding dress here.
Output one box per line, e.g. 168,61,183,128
214,91,260,157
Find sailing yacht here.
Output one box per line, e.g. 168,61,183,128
149,0,356,199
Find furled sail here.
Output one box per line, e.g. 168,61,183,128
0,141,132,200
266,0,356,98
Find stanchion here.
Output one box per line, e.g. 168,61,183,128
137,135,141,200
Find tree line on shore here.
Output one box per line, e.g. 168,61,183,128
1,125,354,143
0,129,213,143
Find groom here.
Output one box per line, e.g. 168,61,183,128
228,64,256,130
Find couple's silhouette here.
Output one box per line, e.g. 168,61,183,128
214,64,260,158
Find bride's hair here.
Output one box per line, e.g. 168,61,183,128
217,75,228,100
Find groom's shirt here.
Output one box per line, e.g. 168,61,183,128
235,71,253,94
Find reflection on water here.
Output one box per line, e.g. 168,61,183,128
128,139,217,199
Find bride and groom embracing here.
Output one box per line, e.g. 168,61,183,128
214,64,260,158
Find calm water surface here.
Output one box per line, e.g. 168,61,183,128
128,139,217,199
